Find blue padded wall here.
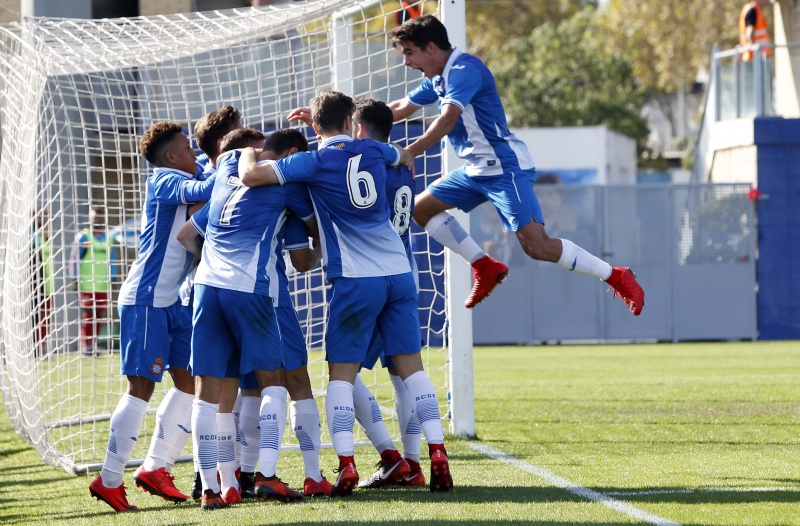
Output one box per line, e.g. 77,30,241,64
754,117,800,339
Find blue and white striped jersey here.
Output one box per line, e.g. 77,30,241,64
407,47,535,177
118,167,216,308
270,135,410,279
194,150,314,298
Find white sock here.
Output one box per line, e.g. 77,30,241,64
290,398,322,481
216,412,237,492
232,391,242,471
100,394,148,488
391,373,421,463
404,371,444,445
424,211,484,264
326,380,355,457
239,396,261,473
258,386,287,478
353,375,394,453
557,238,612,280
143,387,193,472
192,399,220,494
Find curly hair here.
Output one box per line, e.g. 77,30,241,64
140,121,184,166
194,106,242,158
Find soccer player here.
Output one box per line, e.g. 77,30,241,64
349,98,424,489
185,105,243,500
89,121,217,512
188,128,317,509
239,90,454,495
388,15,645,314
194,105,243,177
179,128,331,501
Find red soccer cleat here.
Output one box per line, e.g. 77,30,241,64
132,466,189,503
200,489,227,510
429,447,453,492
221,486,242,505
329,461,359,498
303,474,334,497
396,459,426,487
465,256,508,308
254,473,304,502
89,475,138,512
358,453,410,489
605,267,645,316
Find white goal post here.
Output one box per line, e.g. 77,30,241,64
0,0,473,474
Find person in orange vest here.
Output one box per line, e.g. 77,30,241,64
395,0,421,27
739,0,772,61
70,206,119,356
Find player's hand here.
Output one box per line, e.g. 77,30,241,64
287,107,313,127
394,144,415,176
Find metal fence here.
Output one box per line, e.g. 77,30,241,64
471,183,757,344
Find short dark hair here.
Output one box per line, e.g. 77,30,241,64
390,14,451,52
263,129,310,156
219,128,266,153
353,98,394,143
194,106,242,157
140,121,184,166
310,90,355,135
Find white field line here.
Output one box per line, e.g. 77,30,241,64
469,443,681,526
607,487,800,497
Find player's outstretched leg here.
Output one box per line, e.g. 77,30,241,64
420,210,509,308
465,255,509,308
605,266,645,316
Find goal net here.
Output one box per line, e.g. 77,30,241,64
0,0,466,474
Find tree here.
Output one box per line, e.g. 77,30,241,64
465,0,596,60
491,8,650,155
602,0,749,95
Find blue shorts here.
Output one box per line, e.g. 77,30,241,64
428,167,543,232
238,307,307,390
326,274,421,364
118,302,192,382
361,330,395,371
277,306,308,372
191,285,282,378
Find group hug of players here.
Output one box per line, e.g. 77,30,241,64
89,14,644,513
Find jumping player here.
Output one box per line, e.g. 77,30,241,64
388,15,645,314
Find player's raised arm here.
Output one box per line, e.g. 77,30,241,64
405,102,461,158
238,147,279,187
388,98,419,122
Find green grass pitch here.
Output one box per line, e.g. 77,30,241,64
1,341,799,525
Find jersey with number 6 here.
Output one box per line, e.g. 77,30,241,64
269,134,409,279
194,150,314,297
